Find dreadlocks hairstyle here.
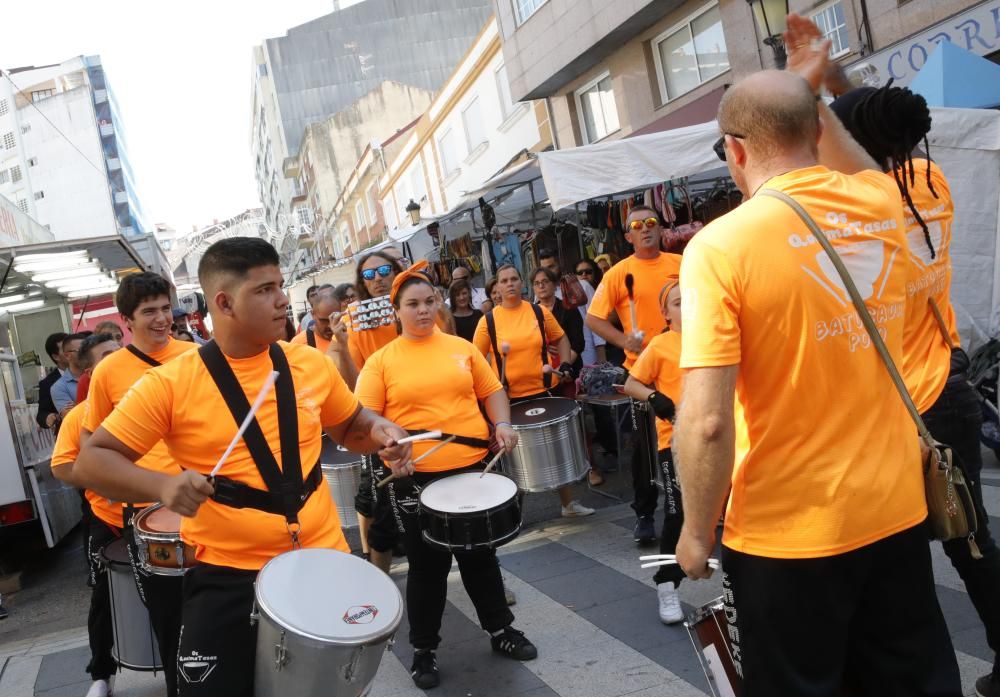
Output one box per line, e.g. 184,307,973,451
830,81,939,259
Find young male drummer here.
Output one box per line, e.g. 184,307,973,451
356,263,536,689
586,209,682,544
82,271,197,697
77,237,412,697
51,333,121,697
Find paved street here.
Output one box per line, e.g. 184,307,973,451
2,460,998,697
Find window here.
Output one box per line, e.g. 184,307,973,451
384,198,398,230
31,89,55,103
812,2,850,57
496,64,515,119
354,200,366,231
0,170,8,185
3,132,14,150
367,185,378,222
296,207,312,226
462,96,486,151
33,191,44,200
0,99,8,116
27,157,37,167
408,162,426,204
20,124,30,135
654,4,730,102
575,73,620,144
513,0,546,25
10,165,21,183
16,198,28,213
437,127,460,176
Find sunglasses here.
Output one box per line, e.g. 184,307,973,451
628,217,659,231
575,268,593,276
713,132,746,162
361,264,393,281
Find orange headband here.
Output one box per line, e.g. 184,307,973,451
389,259,432,305
659,274,680,308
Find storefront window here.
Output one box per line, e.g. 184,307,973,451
654,4,730,103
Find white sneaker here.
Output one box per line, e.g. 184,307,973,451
561,500,595,518
85,677,114,697
657,582,684,624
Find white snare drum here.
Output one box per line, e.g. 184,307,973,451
419,472,521,551
102,538,162,671
320,438,362,529
253,548,402,697
504,398,589,492
133,503,196,576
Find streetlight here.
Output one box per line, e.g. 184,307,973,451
747,0,790,69
405,199,421,226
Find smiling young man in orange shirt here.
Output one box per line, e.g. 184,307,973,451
77,237,411,697
674,67,960,695
586,208,682,543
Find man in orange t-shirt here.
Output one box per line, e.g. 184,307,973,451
674,67,959,695
81,271,196,697
289,287,357,388
586,209,681,541
78,237,411,697
50,334,121,697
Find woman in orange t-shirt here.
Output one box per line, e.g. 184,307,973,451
473,264,594,518
355,265,537,688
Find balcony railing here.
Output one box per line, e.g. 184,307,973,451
93,89,108,104
113,191,127,205
99,123,114,138
106,157,121,171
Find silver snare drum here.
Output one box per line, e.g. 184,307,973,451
320,438,362,529
504,397,589,492
102,538,162,672
253,548,402,697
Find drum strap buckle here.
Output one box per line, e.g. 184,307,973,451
285,520,302,549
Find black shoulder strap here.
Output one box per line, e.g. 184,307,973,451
532,303,553,389
197,341,304,524
126,344,161,367
484,310,509,391
306,329,316,348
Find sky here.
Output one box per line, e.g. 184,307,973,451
1,0,364,235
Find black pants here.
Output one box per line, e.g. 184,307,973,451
367,454,403,554
176,564,258,697
721,523,961,697
124,509,183,697
395,465,514,650
652,448,684,587
630,400,659,519
924,376,1000,678
85,510,119,681
354,454,376,519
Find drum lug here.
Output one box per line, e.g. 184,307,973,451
249,604,259,627
344,645,365,682
274,629,289,671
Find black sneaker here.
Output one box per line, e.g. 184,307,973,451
633,516,656,544
490,626,538,661
977,672,1000,697
410,649,439,689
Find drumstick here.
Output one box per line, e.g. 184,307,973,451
479,449,505,478
377,435,457,488
209,371,279,478
395,430,443,445
542,364,565,379
499,341,510,385
639,554,721,570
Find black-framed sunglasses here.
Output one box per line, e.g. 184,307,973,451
575,268,593,276
361,264,393,281
713,133,746,162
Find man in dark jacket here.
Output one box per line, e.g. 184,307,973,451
36,332,68,429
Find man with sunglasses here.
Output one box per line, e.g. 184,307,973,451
586,208,681,544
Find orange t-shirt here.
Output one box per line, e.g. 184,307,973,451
52,404,122,529
84,338,196,478
291,328,332,354
346,321,397,369
897,160,957,414
628,330,682,450
588,252,682,368
680,165,925,559
99,342,356,570
472,301,565,398
355,331,502,472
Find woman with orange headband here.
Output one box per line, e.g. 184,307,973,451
623,274,685,626
355,263,537,689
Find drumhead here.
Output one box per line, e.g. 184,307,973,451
420,472,517,513
320,438,362,467
255,549,402,644
140,505,180,534
101,537,130,566
510,397,579,426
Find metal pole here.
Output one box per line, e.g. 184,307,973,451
528,181,538,230
575,202,584,259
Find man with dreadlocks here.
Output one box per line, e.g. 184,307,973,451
786,14,1000,697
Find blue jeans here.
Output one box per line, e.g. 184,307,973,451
924,375,1000,677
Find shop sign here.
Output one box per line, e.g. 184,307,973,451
0,195,53,247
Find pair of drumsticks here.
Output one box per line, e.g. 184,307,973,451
376,431,506,488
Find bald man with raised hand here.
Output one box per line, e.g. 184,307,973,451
291,288,357,388
674,70,961,696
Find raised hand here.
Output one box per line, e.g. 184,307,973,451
783,13,832,94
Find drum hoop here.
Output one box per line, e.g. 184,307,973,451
683,597,725,628
133,504,183,538
421,520,521,551
511,399,581,429
320,460,364,471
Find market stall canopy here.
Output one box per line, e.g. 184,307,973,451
538,120,720,211
909,41,1000,109
0,235,147,308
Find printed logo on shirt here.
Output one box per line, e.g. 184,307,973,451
452,354,472,372
905,220,944,269
811,239,889,303
178,650,218,684
343,605,379,624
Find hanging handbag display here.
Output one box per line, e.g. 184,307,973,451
760,189,981,557
559,273,588,310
